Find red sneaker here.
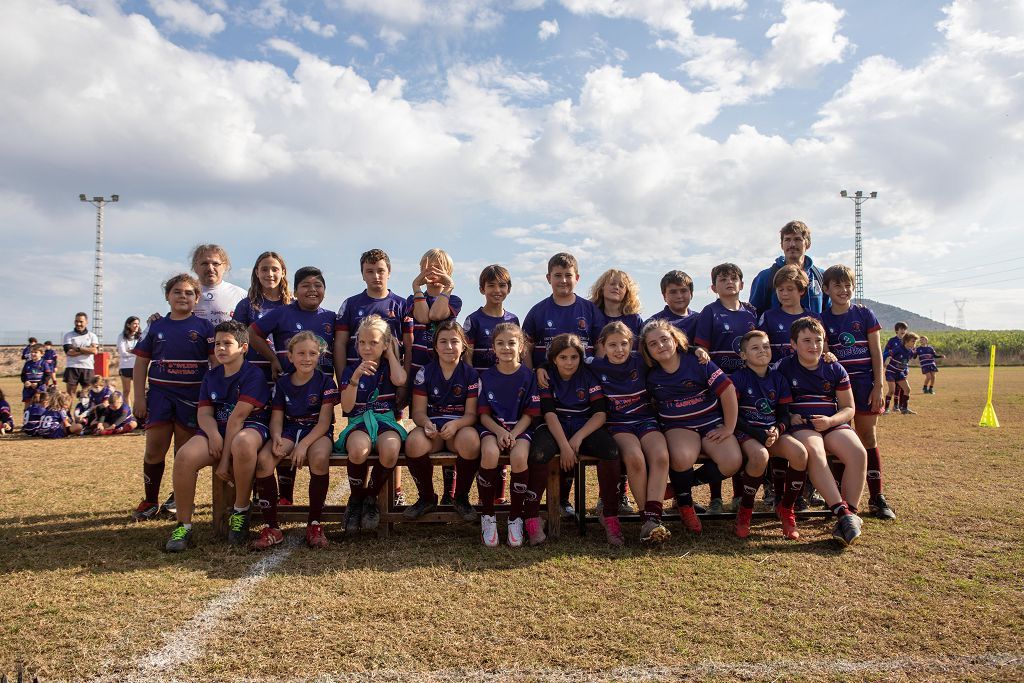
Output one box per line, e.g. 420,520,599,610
734,506,753,538
525,517,547,546
678,504,702,534
252,526,284,550
305,523,328,549
278,497,293,507
776,505,800,540
600,515,625,547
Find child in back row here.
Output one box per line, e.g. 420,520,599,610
464,265,520,372
916,336,944,393
21,344,46,408
758,265,819,364
644,270,698,341
885,332,919,415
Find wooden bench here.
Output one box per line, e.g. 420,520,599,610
212,453,563,540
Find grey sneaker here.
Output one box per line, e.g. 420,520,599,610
164,524,194,552
159,492,176,516
403,495,438,520
707,497,725,514
453,496,478,523
361,498,380,530
832,513,863,547
344,499,362,533
869,494,897,520
560,501,576,520
227,509,250,546
640,518,671,545
725,495,743,513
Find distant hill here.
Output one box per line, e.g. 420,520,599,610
860,299,958,332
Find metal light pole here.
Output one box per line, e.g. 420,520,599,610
78,194,119,344
839,189,876,304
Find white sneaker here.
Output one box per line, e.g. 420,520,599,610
480,514,499,547
507,517,524,547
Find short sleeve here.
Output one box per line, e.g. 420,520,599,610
339,363,356,389
705,361,731,396
694,305,713,349
250,305,279,338
322,376,340,405
133,326,155,358
476,376,491,415
522,306,540,344
198,374,213,407
239,367,270,407
412,367,428,396
272,378,288,411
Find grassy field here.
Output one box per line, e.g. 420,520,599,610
0,368,1022,682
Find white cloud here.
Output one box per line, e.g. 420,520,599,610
347,33,369,49
147,0,225,37
340,0,504,31
538,19,559,41
378,26,406,46
298,15,337,38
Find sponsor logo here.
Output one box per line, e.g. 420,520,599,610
755,398,772,415
838,332,856,348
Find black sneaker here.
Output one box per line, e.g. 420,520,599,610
131,499,160,523
869,494,897,520
692,502,708,514
361,498,380,530
793,495,809,512
227,508,250,546
403,495,438,520
453,496,478,522
164,524,194,552
832,513,863,547
440,492,455,506
560,501,576,520
159,492,176,516
344,499,362,533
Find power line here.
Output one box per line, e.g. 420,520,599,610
871,265,1024,296
897,254,1024,279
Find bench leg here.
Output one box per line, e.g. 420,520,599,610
378,468,395,539
546,460,560,539
575,463,587,536
211,474,231,539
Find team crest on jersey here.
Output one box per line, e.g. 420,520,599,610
756,398,772,414
767,390,776,401
484,329,491,336
601,374,607,382
630,369,639,381
792,379,799,386
852,322,862,332
746,387,754,395
357,309,364,316
724,323,731,331
307,394,319,406
188,330,200,342
210,392,218,400
823,381,832,392
323,324,332,335
546,320,554,327
432,387,439,395
778,324,785,330
577,318,587,331
157,333,164,340
839,332,856,348
576,389,586,400
681,380,699,390
487,391,495,400
452,385,463,397
387,307,396,319
295,323,303,330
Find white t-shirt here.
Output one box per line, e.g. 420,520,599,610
116,333,139,370
195,280,247,325
63,329,100,369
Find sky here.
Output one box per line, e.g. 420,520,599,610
1,0,1021,342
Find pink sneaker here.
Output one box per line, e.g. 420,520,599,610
524,517,546,546
600,515,625,547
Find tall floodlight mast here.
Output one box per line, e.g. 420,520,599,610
78,194,119,344
839,189,877,305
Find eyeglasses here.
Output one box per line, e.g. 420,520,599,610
199,261,225,268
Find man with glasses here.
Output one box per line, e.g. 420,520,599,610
191,244,247,324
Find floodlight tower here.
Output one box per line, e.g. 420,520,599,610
954,299,967,329
78,194,119,344
839,190,877,304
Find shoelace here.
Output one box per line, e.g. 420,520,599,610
229,513,246,531
170,525,190,541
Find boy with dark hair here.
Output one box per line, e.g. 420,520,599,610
21,344,47,408
644,270,698,340
758,265,818,365
464,265,519,372
882,322,908,413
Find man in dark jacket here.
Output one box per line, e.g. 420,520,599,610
749,220,829,314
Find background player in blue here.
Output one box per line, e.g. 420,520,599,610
749,220,829,314
916,335,944,394
22,387,48,435
464,264,519,372
252,331,340,551
776,317,867,547
36,391,82,439
642,319,741,536
21,344,46,405
21,337,37,361
336,314,408,535
0,388,13,434
883,322,909,412
94,391,138,434
758,265,818,365
42,342,58,386
644,270,698,342
885,331,919,415
476,323,544,547
821,264,893,520
732,330,808,540
405,321,481,521
249,266,335,380
165,321,271,551
131,274,214,524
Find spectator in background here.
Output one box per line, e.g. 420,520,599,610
117,316,143,398
62,312,99,397
22,337,38,361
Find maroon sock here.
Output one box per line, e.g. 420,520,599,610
308,472,329,524
618,462,628,497
900,393,909,411
770,457,787,499
346,461,369,501
642,500,663,522
830,501,851,517
143,460,165,504
866,447,883,498
596,459,620,517
740,472,760,509
828,459,845,491
497,466,508,501
255,475,280,528
276,462,296,502
113,423,134,434
780,466,805,508
509,470,530,520
731,473,744,501
454,457,480,500
477,466,499,516
406,455,435,500
366,464,395,496
524,462,548,519
709,479,722,500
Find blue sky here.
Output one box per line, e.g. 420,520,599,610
1,0,1021,341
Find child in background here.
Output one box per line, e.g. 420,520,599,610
23,388,48,435
116,317,142,398
464,265,520,372
882,322,909,413
21,337,37,361
885,332,919,415
1,388,14,434
644,270,699,341
79,376,112,434
37,391,82,439
476,322,544,547
336,314,408,535
405,321,481,522
95,391,138,434
42,342,58,386
131,273,215,523
21,344,46,407
758,265,818,365
252,332,339,550
916,336,944,394
821,265,894,520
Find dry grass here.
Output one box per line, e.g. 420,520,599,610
1,368,1022,682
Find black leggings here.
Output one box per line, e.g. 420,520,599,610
529,425,619,464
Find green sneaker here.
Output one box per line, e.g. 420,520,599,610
227,509,250,546
165,524,194,552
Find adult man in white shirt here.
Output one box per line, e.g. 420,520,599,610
63,312,99,396
191,244,246,324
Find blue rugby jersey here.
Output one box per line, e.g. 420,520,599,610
272,370,339,429
775,355,851,420
644,307,698,342
1,399,14,429
758,308,819,365
730,366,792,430
539,365,605,433
23,403,46,434
234,296,286,380
21,359,46,386
477,364,540,430
916,345,940,370
250,302,336,376
522,296,606,368
37,409,68,438
885,342,916,376
694,300,759,374
198,360,271,429
334,291,413,365
133,315,215,400
405,293,462,373
340,359,398,418
585,353,654,426
821,304,881,379
463,308,520,371
412,360,479,425
647,354,733,430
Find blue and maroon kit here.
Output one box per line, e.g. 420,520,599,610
884,342,916,381
37,409,69,439
477,364,540,440
821,304,881,414
463,308,520,371
540,366,605,437
775,355,853,434
604,312,644,343
42,348,58,378
647,354,733,434
585,353,658,437
1,399,14,431
758,308,818,365
250,302,336,377
197,360,271,441
916,345,940,373
21,359,46,402
103,402,134,427
730,366,792,443
645,307,698,342
133,314,215,430
694,300,759,375
234,296,286,383
405,292,463,373
340,359,399,419
23,404,45,435
88,385,112,409
522,296,606,368
334,291,413,366
412,360,479,429
272,370,339,442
